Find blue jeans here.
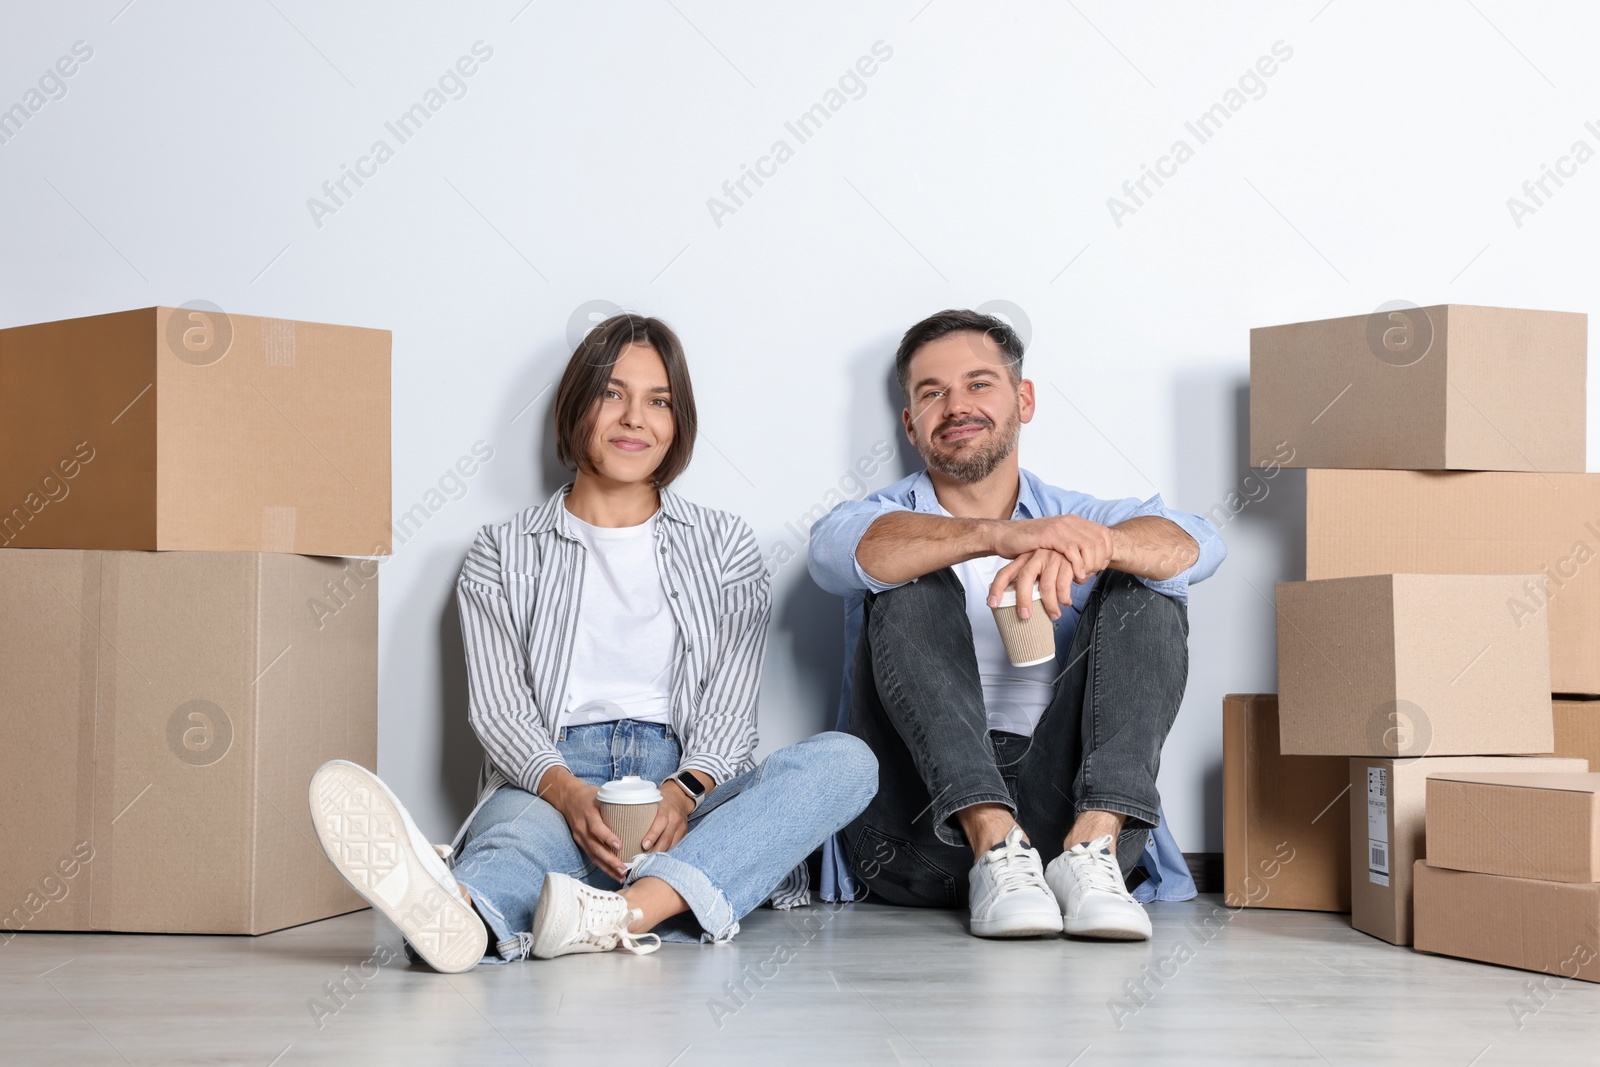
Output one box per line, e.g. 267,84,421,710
450,722,876,961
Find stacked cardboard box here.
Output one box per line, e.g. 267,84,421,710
1237,303,1592,947
0,307,390,935
1416,772,1600,980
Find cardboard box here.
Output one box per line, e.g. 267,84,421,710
0,307,391,555
1249,304,1586,471
0,549,377,935
1306,469,1600,695
1414,861,1600,983
1276,573,1552,756
1223,694,1350,911
1426,771,1600,882
1349,756,1587,945
1553,698,1600,768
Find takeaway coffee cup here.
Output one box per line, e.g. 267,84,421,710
990,583,1056,668
596,775,662,863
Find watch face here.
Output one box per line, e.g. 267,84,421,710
676,772,706,797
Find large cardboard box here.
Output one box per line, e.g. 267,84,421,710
1249,304,1586,471
1414,861,1600,983
1306,469,1600,695
1223,694,1350,911
1276,574,1552,756
1426,771,1600,882
0,549,377,935
1553,698,1600,768
1349,756,1587,945
0,307,391,556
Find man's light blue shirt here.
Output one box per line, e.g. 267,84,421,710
807,466,1227,902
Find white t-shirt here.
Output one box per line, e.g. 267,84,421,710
561,510,675,729
937,504,1059,737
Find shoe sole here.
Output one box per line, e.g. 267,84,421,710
970,914,1065,939
309,760,487,973
1063,918,1152,941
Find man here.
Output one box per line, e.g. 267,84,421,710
808,309,1224,940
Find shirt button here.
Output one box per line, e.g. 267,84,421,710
685,644,693,653
660,547,668,555
670,591,679,598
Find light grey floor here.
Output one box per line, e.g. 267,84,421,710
2,896,1595,1066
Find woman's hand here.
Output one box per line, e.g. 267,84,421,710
641,780,696,854
541,769,629,881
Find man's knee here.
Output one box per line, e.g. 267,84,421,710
1092,569,1188,644
867,568,964,628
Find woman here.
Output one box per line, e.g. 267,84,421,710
309,313,877,970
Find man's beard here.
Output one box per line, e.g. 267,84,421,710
916,408,1021,483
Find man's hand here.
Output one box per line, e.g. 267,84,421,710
988,516,1115,618
540,769,628,880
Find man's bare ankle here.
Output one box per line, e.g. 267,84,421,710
956,804,1021,858
1065,810,1127,856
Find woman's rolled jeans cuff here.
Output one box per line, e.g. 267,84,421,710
627,851,740,942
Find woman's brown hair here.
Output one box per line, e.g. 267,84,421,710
553,313,698,487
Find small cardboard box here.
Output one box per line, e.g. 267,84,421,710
1276,574,1552,757
0,549,377,935
1249,304,1585,471
1553,698,1600,768
0,307,391,556
1414,861,1600,983
1349,756,1587,945
1426,771,1600,882
1223,694,1350,911
1306,469,1600,695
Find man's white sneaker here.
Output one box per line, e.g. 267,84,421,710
308,760,487,973
1046,834,1153,941
528,872,663,959
967,826,1065,938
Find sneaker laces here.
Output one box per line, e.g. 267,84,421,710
568,884,663,955
1067,834,1134,899
983,827,1047,897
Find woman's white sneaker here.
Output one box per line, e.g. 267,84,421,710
529,872,663,959
1045,834,1152,941
967,826,1065,938
308,759,487,973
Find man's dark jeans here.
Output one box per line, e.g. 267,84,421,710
843,567,1190,908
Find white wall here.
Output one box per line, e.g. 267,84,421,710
5,1,1597,851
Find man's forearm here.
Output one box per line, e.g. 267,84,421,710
856,511,997,586
1110,516,1198,581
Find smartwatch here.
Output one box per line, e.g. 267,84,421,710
666,770,708,810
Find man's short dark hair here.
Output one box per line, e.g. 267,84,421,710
554,313,698,488
895,309,1025,398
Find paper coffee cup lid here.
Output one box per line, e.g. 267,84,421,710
596,775,662,804
996,582,1043,609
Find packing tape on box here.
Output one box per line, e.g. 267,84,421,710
261,318,296,368
91,553,122,923
73,556,102,925
261,506,297,554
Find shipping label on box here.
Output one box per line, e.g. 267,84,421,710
1367,767,1390,888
